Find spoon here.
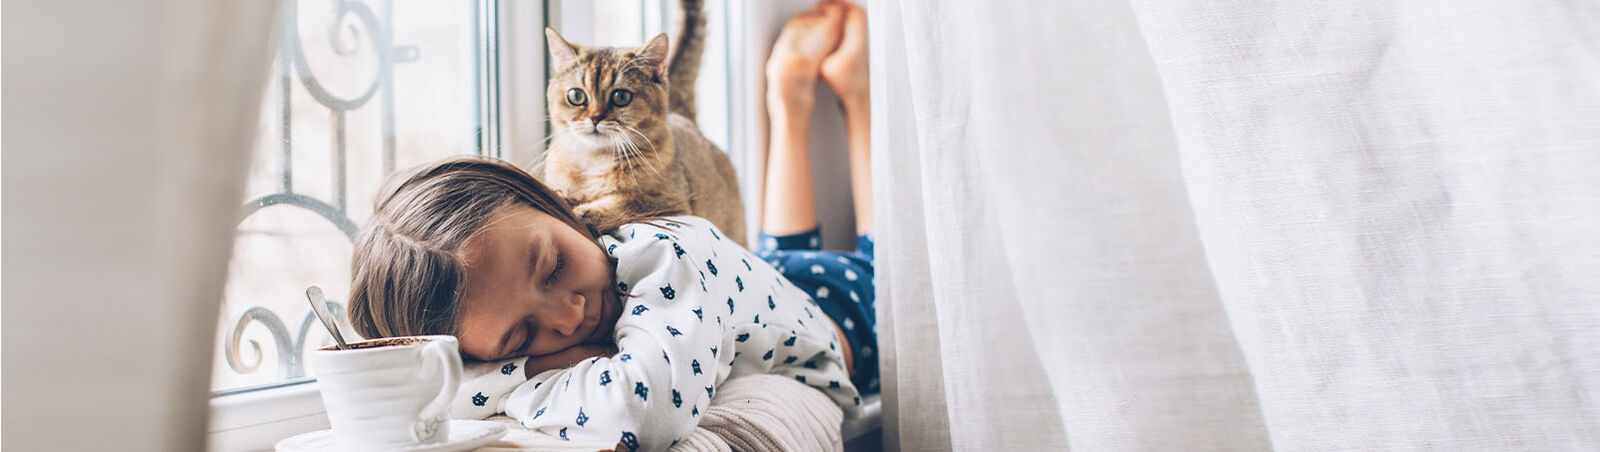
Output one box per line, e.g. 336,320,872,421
305,286,350,350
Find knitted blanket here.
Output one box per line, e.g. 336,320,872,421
669,374,843,452
478,374,843,451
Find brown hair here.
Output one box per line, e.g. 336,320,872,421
346,156,599,339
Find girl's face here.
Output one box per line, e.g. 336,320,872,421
454,205,620,361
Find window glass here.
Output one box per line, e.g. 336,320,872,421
212,0,481,393
211,0,733,394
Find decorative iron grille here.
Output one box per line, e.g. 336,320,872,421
219,0,486,390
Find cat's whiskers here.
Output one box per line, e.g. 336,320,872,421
605,124,647,177
555,123,608,149
595,125,626,174
606,130,644,187
618,124,658,154
610,129,646,180
595,122,643,173
526,124,580,171
616,128,662,178
538,123,590,165
614,124,662,178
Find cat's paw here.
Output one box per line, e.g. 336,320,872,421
571,204,608,226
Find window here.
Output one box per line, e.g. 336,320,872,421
212,0,486,393
209,0,743,447
211,0,736,394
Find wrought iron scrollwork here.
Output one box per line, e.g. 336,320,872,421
223,0,405,385
225,301,348,379
225,307,291,376
287,0,387,113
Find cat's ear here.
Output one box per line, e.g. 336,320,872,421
546,27,579,69
637,33,671,76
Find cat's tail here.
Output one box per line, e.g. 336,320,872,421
668,0,705,119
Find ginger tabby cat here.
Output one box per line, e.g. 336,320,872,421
540,0,746,246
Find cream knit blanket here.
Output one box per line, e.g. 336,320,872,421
479,374,843,451
669,374,843,452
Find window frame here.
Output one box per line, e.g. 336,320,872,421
206,1,752,447
205,0,545,447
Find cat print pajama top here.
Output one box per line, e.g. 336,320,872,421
449,216,862,451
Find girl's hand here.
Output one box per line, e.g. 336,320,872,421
523,343,618,378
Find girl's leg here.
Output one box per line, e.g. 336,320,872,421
762,4,880,393
761,3,844,238
820,1,872,237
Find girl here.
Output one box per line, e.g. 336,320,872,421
345,2,873,450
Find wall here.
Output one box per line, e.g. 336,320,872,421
737,0,859,252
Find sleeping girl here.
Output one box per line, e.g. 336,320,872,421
344,2,874,450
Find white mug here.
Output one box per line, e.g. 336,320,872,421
312,335,463,451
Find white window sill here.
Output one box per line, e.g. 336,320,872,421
208,380,328,452
206,380,881,451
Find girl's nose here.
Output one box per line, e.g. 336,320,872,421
553,292,586,336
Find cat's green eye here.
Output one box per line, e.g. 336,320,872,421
610,89,633,107
566,88,587,106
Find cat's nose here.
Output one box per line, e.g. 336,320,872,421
589,116,605,126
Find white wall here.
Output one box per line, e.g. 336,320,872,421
737,0,859,251
2,0,279,449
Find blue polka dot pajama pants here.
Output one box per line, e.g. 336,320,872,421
754,227,879,394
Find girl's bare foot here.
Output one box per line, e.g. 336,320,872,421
817,1,873,234
819,1,868,112
766,2,846,111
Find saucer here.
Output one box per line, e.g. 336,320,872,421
276,419,508,452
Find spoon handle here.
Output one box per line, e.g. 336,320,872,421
306,286,350,350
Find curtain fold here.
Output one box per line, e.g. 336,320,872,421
872,0,1600,449
870,1,952,448
4,0,279,449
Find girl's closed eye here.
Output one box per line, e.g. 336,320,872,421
515,322,535,356
547,253,566,284
439,204,616,363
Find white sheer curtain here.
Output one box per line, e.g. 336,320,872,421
870,0,1600,450
5,0,278,449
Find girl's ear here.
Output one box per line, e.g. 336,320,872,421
637,33,670,76
546,27,579,69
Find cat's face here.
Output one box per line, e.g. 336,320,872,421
546,28,671,152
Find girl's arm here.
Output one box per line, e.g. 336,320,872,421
523,343,617,378
499,225,725,451
450,356,530,420
449,343,617,421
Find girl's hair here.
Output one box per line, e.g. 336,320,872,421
347,156,600,339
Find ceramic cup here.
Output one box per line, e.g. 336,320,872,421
312,335,463,451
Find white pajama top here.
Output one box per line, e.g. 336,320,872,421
449,216,861,451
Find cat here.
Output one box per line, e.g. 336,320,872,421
540,0,747,246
